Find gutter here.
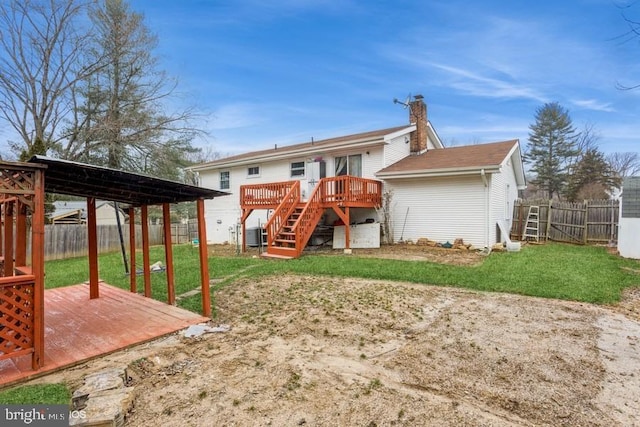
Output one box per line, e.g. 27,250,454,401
376,165,501,180
481,168,490,249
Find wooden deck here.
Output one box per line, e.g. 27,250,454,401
0,282,209,388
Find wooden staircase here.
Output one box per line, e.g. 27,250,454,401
266,204,304,258
240,176,382,259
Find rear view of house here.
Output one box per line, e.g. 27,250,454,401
190,96,526,257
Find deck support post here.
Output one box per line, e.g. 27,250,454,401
87,197,99,299
241,220,246,253
344,207,351,251
3,201,13,276
15,202,27,266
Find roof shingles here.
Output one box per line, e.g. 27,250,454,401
192,125,410,169
377,139,519,175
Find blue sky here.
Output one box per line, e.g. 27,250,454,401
3,0,639,159
127,0,640,157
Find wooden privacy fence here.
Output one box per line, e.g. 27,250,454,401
511,199,619,244
39,221,200,260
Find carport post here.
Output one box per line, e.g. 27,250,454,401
32,167,45,369
141,205,151,297
162,203,176,305
87,197,99,299
128,207,137,293
197,198,211,317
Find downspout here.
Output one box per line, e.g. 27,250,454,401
481,169,489,249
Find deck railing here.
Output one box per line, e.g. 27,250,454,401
240,180,299,208
241,176,382,208
319,176,382,206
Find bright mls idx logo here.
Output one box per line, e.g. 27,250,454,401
1,405,73,426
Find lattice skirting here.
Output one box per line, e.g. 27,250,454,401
0,283,34,360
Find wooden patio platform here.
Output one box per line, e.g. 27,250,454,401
0,282,209,388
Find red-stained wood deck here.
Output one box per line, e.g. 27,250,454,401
0,282,209,388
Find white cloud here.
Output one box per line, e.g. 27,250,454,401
428,62,548,103
208,103,267,130
571,99,616,112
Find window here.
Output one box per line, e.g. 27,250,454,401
220,171,230,190
247,166,260,177
290,161,305,177
335,154,362,177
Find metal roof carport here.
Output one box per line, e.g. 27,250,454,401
1,156,228,371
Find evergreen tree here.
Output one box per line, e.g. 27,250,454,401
527,102,579,199
565,148,621,201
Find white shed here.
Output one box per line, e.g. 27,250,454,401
618,177,640,259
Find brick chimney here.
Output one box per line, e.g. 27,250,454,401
408,94,427,154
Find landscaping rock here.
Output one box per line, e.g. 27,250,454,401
70,368,134,427
491,243,505,252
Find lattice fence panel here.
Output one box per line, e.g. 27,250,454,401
0,282,34,359
1,167,36,209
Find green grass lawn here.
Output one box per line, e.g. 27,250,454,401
43,242,640,311
0,383,70,404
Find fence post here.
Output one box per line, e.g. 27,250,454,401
583,200,589,244
610,199,615,244
546,200,552,241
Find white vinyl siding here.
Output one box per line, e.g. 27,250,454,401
385,176,487,247
490,158,519,243
384,134,411,168
362,147,383,179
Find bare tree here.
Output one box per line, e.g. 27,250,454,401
607,152,640,178
57,0,202,177
566,121,600,175
616,3,640,90
0,0,98,159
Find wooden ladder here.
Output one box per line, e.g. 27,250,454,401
522,205,540,242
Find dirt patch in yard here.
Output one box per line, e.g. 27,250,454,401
21,244,640,426
217,242,485,266
33,272,640,426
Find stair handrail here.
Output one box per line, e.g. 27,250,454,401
291,179,325,257
264,181,301,247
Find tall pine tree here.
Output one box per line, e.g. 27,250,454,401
527,102,579,200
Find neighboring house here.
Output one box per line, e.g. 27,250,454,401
190,95,526,255
51,201,127,225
